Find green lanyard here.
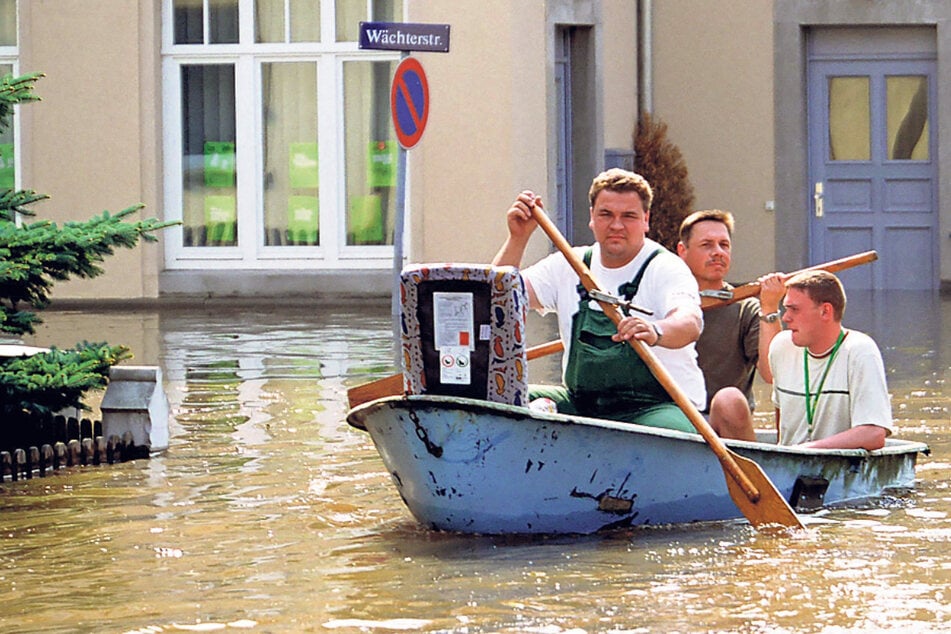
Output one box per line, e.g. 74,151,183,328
803,330,847,435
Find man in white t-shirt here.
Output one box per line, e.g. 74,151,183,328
492,168,705,433
769,270,893,450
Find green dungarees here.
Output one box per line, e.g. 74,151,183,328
530,248,695,433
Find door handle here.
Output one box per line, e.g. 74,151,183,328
814,182,824,218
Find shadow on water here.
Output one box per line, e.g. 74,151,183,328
0,291,946,633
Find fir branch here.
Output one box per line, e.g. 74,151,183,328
0,189,49,221
0,342,131,420
0,205,178,333
0,72,44,133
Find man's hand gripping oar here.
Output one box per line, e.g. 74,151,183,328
527,201,804,531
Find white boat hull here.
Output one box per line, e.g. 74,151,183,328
348,395,928,535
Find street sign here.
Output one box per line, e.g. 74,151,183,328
359,21,450,53
391,57,429,149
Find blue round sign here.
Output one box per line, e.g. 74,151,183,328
391,57,430,149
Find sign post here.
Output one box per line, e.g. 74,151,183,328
359,22,450,366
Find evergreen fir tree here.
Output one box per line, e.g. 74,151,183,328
633,111,695,251
0,71,176,428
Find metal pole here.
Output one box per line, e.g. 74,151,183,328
391,51,409,368
392,143,406,367
639,0,653,115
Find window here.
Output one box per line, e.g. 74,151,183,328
180,64,236,247
887,75,929,161
343,59,397,246
164,0,403,270
828,76,870,162
262,61,319,246
0,0,17,192
256,0,320,42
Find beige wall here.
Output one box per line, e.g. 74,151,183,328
18,0,162,300
409,1,640,269
12,1,949,301
407,1,549,266
651,0,775,283
602,0,639,151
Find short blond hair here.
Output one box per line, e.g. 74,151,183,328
588,168,653,211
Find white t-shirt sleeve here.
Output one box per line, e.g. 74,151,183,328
846,335,894,432
651,253,702,319
522,249,580,315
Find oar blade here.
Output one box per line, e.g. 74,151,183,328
724,450,805,530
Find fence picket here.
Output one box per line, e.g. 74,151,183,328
1,412,150,482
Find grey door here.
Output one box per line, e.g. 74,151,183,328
807,59,937,289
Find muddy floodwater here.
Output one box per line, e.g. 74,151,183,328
1,290,948,633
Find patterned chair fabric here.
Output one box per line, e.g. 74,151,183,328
400,263,528,406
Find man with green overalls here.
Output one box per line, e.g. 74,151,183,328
492,168,705,433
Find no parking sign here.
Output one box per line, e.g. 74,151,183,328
390,57,430,149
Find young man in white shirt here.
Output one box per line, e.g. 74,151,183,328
769,270,892,450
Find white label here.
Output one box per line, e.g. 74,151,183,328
433,292,474,350
439,345,471,384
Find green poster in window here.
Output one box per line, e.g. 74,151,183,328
368,140,397,188
287,195,319,244
0,144,14,189
289,142,319,189
349,194,384,244
204,194,237,244
204,141,236,188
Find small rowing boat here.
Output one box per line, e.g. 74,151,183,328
350,258,925,535
347,394,928,535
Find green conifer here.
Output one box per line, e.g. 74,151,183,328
633,111,695,251
0,72,175,427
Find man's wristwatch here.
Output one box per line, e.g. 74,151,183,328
760,311,781,323
651,322,664,346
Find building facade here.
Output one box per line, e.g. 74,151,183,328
3,1,949,303
653,0,950,290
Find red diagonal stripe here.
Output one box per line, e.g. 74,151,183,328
397,75,424,130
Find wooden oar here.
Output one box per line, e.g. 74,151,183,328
529,203,804,531
348,251,878,411
700,251,878,309
346,339,565,409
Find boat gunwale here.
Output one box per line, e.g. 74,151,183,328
347,394,929,459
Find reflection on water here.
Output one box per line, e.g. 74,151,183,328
0,292,947,633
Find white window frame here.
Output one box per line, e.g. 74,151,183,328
1,0,20,196
161,0,404,271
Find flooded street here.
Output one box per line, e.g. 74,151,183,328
0,291,948,633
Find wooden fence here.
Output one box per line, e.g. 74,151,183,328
1,414,150,482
